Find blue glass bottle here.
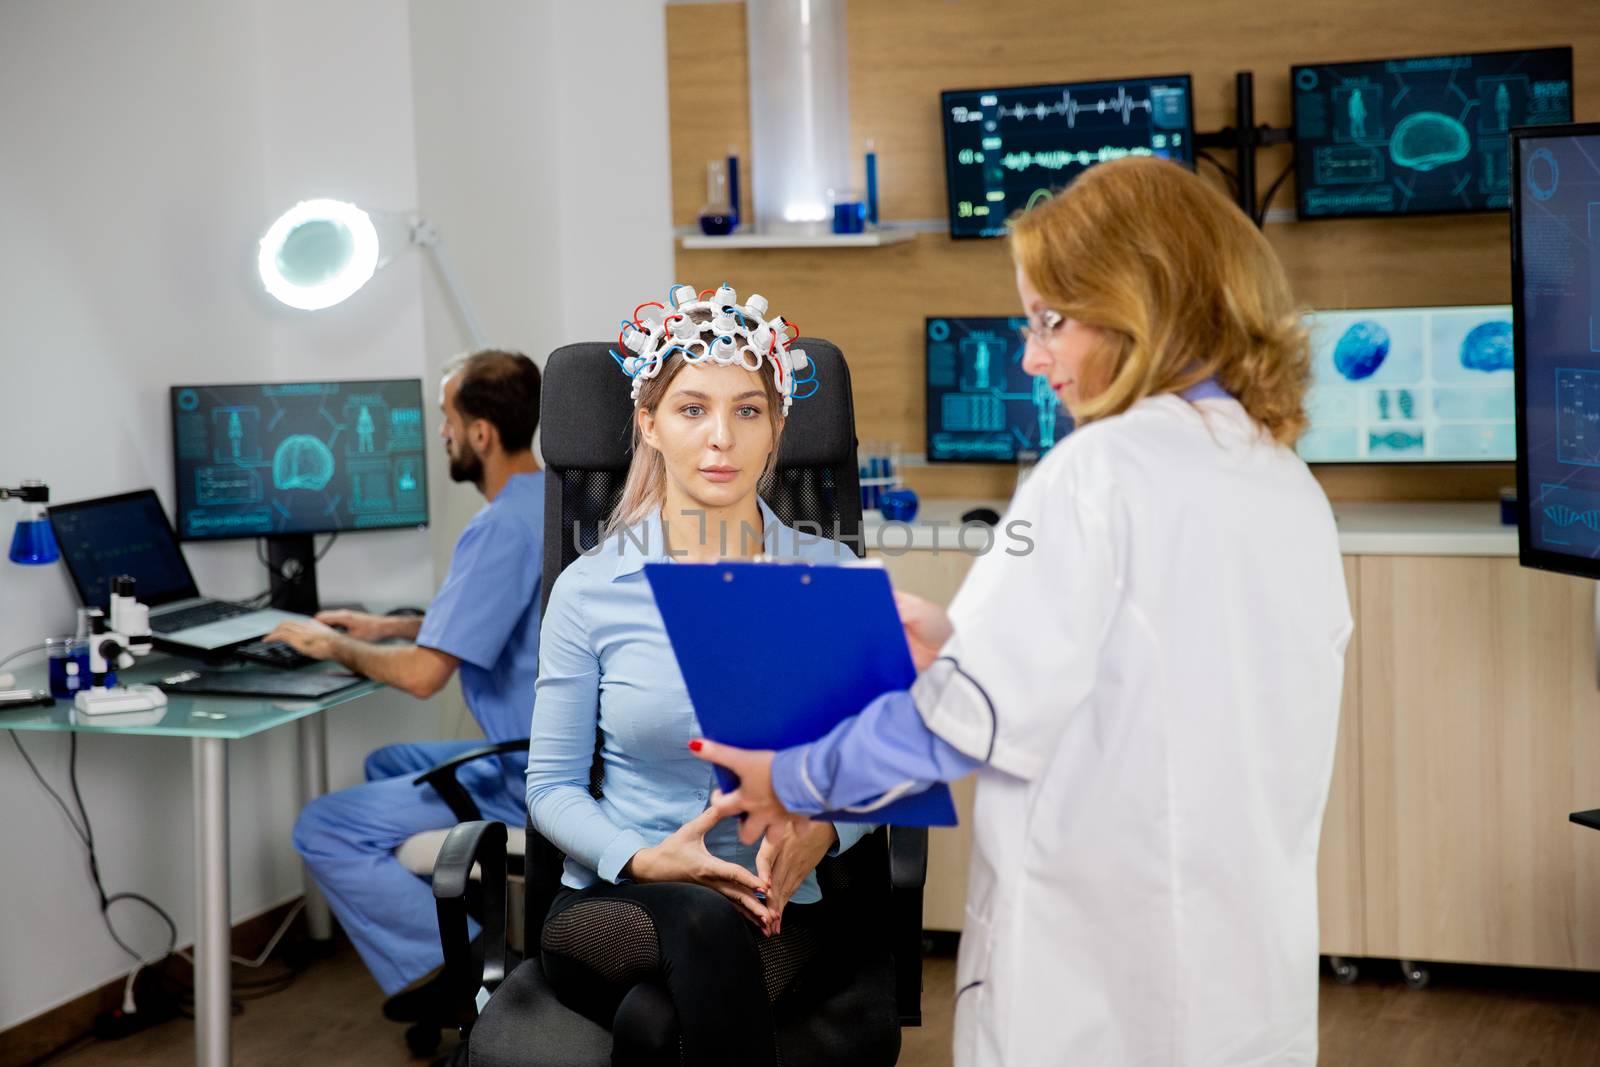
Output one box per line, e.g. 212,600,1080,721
698,159,737,237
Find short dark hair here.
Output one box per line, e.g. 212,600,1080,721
442,350,542,453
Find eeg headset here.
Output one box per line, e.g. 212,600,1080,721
611,283,818,415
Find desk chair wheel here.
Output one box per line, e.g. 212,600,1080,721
406,1021,443,1057
1327,956,1359,985
1399,960,1430,990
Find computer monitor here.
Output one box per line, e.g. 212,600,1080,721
171,378,428,610
1512,123,1600,579
171,378,429,540
924,317,1073,463
1296,305,1515,463
1291,46,1573,220
941,74,1194,239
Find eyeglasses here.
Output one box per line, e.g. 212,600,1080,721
1017,308,1065,346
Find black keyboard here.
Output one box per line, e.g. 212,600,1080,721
153,600,250,633
233,640,317,670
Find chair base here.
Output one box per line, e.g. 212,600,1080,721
466,951,901,1067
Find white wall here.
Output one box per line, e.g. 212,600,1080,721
0,0,673,1035
408,0,674,737
0,0,440,1033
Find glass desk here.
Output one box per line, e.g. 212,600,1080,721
2,654,384,1067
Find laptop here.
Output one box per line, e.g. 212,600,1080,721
48,489,307,653
158,666,364,700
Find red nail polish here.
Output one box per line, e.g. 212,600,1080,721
688,739,703,752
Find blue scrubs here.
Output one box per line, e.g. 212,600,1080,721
293,471,544,994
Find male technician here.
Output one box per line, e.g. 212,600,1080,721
269,349,544,1016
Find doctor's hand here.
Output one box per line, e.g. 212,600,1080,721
264,618,343,660
623,806,774,932
688,739,809,848
312,609,390,642
756,821,836,936
894,590,954,671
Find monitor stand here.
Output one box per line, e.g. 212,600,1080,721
265,534,320,616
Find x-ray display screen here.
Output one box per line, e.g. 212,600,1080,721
171,379,429,540
942,75,1194,238
1296,305,1515,463
925,318,1073,463
1292,47,1572,219
1513,127,1600,577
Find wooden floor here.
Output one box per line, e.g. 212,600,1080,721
36,945,1600,1065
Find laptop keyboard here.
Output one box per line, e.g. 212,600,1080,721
233,640,318,670
153,600,250,633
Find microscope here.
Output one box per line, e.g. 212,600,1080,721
73,575,167,715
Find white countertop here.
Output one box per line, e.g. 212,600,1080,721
863,498,1518,557
1328,502,1515,556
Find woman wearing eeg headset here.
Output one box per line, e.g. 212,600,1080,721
525,286,889,1066
692,157,1353,1065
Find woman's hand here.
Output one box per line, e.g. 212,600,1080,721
756,821,837,936
688,739,809,847
894,590,953,671
623,806,773,930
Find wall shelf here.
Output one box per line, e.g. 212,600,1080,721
679,226,919,250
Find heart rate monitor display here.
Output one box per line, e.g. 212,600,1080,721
1297,305,1515,463
941,75,1194,239
1512,125,1600,579
1291,47,1572,219
171,379,428,540
925,318,1073,463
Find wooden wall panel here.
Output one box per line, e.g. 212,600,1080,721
667,1,1596,501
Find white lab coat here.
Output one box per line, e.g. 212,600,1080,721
912,394,1351,1065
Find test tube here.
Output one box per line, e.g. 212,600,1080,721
864,139,879,227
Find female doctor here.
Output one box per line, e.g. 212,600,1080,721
691,156,1353,1066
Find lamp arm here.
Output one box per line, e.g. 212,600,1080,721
0,481,49,503
410,219,488,351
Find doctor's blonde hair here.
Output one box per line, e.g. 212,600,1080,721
1009,156,1311,445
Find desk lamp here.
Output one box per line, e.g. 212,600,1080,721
3,480,57,565
257,198,487,348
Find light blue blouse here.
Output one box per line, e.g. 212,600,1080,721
525,498,870,903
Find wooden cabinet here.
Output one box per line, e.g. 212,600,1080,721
886,551,1375,940
871,550,978,931
877,546,1600,969
1319,558,1366,957
1358,556,1600,969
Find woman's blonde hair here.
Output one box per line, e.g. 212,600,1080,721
1009,156,1311,445
604,307,788,534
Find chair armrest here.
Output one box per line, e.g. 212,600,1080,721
412,738,530,822
888,826,927,890
433,820,510,1039
886,826,927,1027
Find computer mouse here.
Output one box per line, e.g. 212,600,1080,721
386,606,425,618
961,506,1002,526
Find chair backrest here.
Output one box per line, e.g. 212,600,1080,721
527,338,867,933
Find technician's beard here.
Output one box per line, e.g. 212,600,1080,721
448,445,484,488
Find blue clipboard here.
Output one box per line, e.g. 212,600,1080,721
644,561,958,827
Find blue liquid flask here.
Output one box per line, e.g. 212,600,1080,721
698,159,737,236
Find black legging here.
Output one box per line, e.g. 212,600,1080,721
540,881,838,1066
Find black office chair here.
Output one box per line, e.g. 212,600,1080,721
428,340,927,1067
